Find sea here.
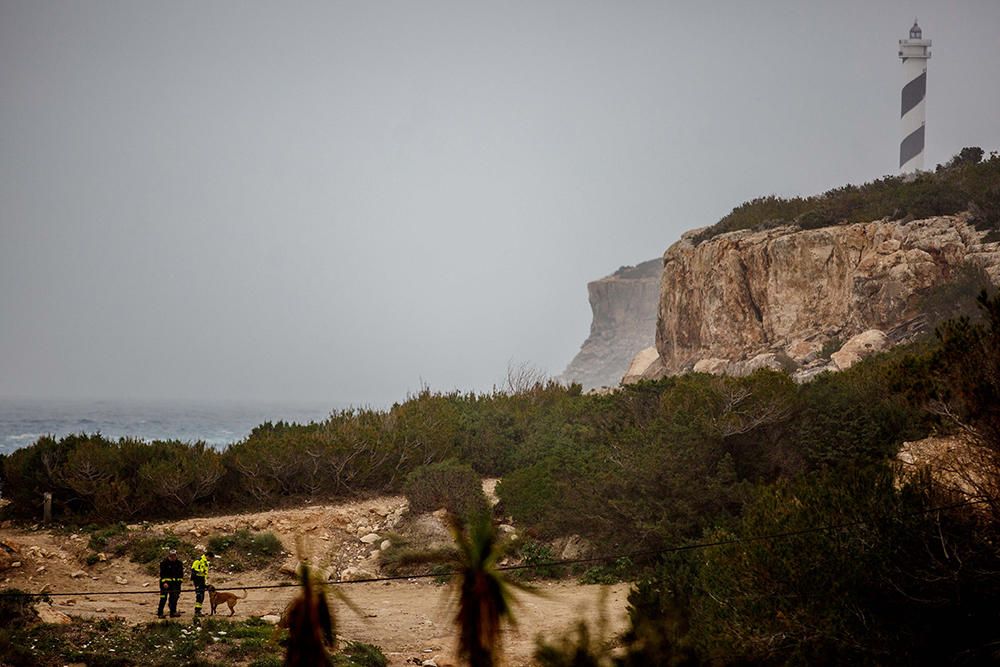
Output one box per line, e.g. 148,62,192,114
0,398,342,455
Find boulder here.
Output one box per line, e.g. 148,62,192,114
339,566,377,582
621,346,662,384
70,570,86,579
360,533,381,545
793,363,834,384
692,357,729,375
785,337,825,364
405,513,453,551
553,534,590,561
733,352,797,376
34,604,72,625
830,329,890,370
114,576,128,585
261,614,281,625
279,556,300,577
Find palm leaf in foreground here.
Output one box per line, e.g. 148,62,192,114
399,512,535,667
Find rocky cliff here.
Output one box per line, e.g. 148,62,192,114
626,214,1000,383
561,259,662,389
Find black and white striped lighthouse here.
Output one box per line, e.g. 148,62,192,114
898,20,931,173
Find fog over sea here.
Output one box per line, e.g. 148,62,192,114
0,398,342,454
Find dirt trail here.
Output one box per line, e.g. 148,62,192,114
0,497,630,666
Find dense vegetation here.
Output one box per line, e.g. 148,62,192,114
0,613,389,667
692,147,1000,244
0,354,925,539
537,289,1000,665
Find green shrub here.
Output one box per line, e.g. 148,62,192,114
516,540,561,579
578,557,634,585
127,534,195,574
403,460,489,520
819,336,842,360
87,522,128,552
207,530,285,573
335,641,389,667
918,261,996,328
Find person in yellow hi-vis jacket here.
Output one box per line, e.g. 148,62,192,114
191,552,211,616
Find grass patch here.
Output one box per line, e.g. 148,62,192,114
514,540,564,580
207,530,284,573
334,641,389,667
81,526,198,576
579,557,635,585
0,617,285,667
87,523,129,552
128,534,198,576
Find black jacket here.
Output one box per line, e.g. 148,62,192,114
159,557,183,580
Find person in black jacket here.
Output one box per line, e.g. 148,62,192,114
157,549,184,618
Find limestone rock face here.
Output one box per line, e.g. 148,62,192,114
562,259,662,390
655,215,1000,375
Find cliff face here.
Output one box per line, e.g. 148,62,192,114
639,214,1000,380
561,259,662,389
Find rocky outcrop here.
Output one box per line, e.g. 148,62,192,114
562,259,662,389
638,215,1000,381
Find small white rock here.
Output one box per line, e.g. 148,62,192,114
360,533,381,545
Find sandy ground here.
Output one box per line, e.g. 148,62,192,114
0,497,630,666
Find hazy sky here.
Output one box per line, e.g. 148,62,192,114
2,1,999,405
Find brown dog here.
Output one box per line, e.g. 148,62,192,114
207,585,247,616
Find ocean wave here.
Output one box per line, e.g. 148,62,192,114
6,433,42,442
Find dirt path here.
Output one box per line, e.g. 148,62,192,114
1,498,630,666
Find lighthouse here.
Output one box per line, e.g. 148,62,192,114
898,20,931,173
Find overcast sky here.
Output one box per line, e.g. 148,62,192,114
2,1,999,405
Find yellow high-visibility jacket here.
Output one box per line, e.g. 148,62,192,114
192,555,210,580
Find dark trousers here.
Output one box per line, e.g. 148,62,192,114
193,575,206,614
157,581,180,615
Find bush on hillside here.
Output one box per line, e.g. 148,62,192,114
693,148,1000,244
208,530,284,573
403,460,489,520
